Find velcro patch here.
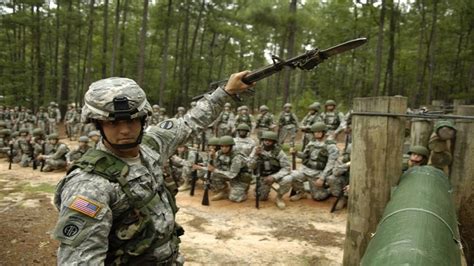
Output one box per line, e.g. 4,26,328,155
159,120,174,130
69,196,101,218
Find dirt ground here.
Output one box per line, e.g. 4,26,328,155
0,138,347,265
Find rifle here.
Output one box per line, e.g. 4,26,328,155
189,151,200,196
8,143,13,170
289,148,297,197
330,192,344,213
202,158,213,206
201,130,206,152
192,38,367,101
28,140,37,170
40,142,46,172
255,159,262,209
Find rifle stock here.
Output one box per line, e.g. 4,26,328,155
8,143,13,170
201,158,213,206
255,159,261,209
189,151,200,196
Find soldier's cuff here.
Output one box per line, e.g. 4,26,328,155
207,86,231,106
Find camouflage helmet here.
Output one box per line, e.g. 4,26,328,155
219,135,235,146
0,121,6,127
87,130,101,137
408,145,429,158
152,104,160,109
81,77,152,123
0,129,9,136
49,101,56,106
19,128,29,134
48,133,59,140
177,106,185,112
283,103,292,109
240,105,248,111
311,122,327,133
190,101,197,107
224,102,232,108
160,107,166,112
208,137,220,146
32,128,44,137
12,131,19,138
325,99,336,106
78,136,89,142
259,105,269,111
309,102,321,111
260,131,278,141
236,123,251,131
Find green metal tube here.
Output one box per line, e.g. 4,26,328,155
361,166,461,266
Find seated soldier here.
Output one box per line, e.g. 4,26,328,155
248,131,291,209
31,128,46,169
287,122,339,201
37,133,69,171
87,130,101,148
170,144,202,192
17,128,33,167
207,136,251,202
66,136,92,170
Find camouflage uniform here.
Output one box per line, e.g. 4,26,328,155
255,105,274,139
211,136,251,202
64,104,76,139
234,105,253,131
17,129,33,167
277,103,299,147
174,107,186,119
326,144,351,197
65,136,91,167
300,102,322,149
214,103,235,137
16,107,27,131
31,128,46,167
41,134,69,171
54,77,234,264
320,100,345,140
36,107,50,134
233,124,256,156
171,146,203,191
24,109,36,133
149,104,162,126
48,102,62,134
0,129,11,158
288,123,339,201
248,131,291,209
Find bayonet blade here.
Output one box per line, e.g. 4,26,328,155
320,37,367,58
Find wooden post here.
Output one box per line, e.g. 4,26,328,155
343,97,407,265
450,105,474,266
409,118,432,148
431,100,444,111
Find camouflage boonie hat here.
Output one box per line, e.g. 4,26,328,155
311,122,327,133
260,131,278,141
81,77,152,123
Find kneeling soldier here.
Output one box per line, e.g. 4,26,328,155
208,135,251,202
288,122,339,201
249,131,291,209
66,136,91,169
38,133,69,171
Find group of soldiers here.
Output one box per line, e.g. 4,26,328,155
165,100,352,210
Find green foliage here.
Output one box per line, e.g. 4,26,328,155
0,0,472,113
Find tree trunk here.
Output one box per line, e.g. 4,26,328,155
101,0,109,79
60,0,73,118
383,0,396,96
137,0,149,86
158,0,172,106
283,0,297,103
206,32,217,85
53,0,61,100
185,0,205,100
110,0,121,76
83,0,95,102
415,0,427,106
372,0,386,96
426,0,438,104
34,5,45,108
118,0,130,77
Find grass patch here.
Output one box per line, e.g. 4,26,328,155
22,183,56,194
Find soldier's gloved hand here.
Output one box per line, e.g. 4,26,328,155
224,71,255,95
264,176,274,185
314,178,325,188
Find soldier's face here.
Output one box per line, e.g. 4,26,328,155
100,118,142,146
177,146,187,154
263,139,275,147
238,130,247,138
79,141,88,148
221,145,232,154
409,153,424,165
284,107,291,112
241,109,247,114
313,131,324,139
326,105,335,111
49,139,58,145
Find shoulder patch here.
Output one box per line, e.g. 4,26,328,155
159,120,174,130
69,196,102,218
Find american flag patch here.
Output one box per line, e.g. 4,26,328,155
69,196,101,218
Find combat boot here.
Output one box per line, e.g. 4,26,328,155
290,192,305,202
178,180,191,192
211,190,228,201
275,195,286,210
